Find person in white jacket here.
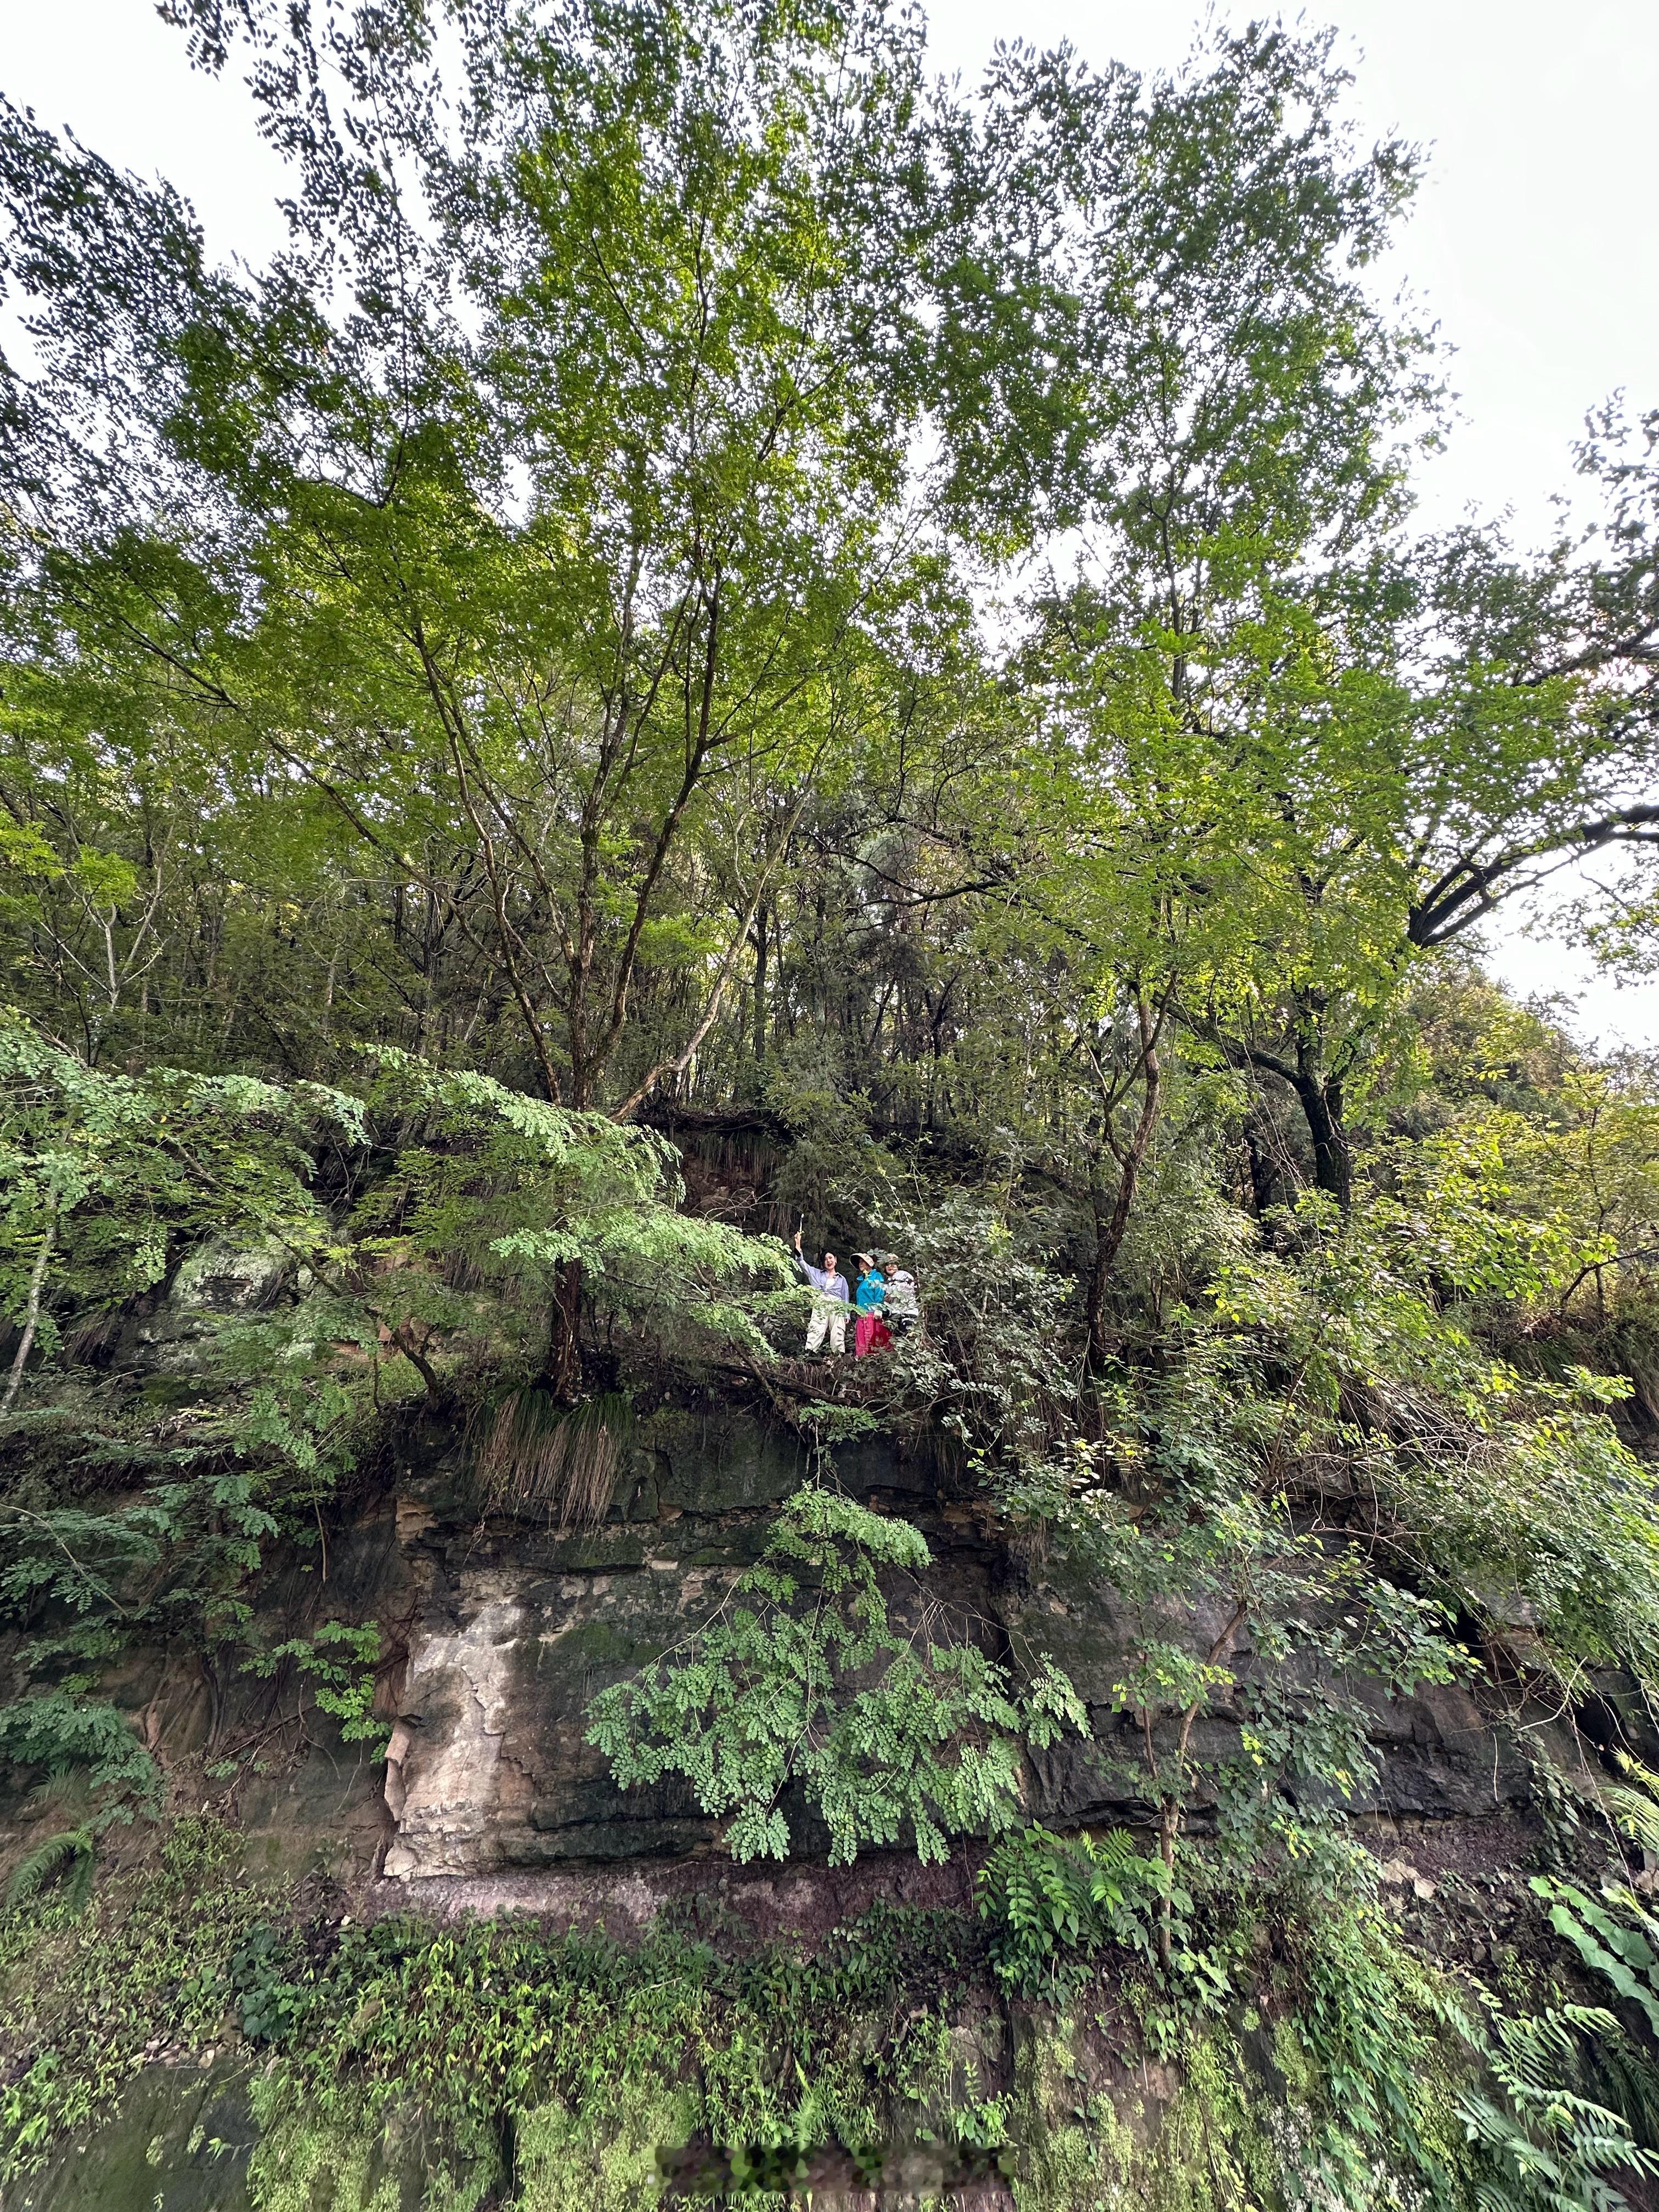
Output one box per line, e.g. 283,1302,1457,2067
881,1252,919,1334
792,1229,850,1353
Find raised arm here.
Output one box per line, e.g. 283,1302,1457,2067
793,1235,826,1291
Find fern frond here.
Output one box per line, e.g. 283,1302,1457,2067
1092,1826,1141,1876
1596,2027,1659,2146
1606,1756,1659,1860
5,1826,94,1915
1462,2004,1659,2212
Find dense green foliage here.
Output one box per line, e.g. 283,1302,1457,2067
0,1812,1507,2206
975,1823,1173,1995
5,1804,1648,2212
2,0,1657,1677
3,0,1659,2202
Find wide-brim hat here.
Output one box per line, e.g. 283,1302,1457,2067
855,1251,876,1268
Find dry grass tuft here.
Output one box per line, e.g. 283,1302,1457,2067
471,1387,633,1531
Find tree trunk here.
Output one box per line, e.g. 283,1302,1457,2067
388,1320,446,1406
751,906,769,1064
1290,1067,1351,1210
3,1211,56,1412
543,1258,585,1403
1242,1109,1279,1216
1200,1013,1354,1214
1084,996,1163,1374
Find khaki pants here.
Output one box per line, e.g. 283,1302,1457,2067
805,1299,847,1353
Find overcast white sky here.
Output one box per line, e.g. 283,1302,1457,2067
7,0,1659,1047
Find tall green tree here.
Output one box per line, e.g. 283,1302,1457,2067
939,30,1659,1207
2,0,938,1111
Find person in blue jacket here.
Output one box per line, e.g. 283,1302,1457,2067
852,1253,892,1358
792,1228,850,1354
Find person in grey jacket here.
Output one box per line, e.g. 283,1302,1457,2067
792,1229,850,1353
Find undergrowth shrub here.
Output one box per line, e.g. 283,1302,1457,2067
1210,1171,1659,1696
250,1901,985,2205
0,1815,263,2178
976,1822,1171,1996
242,1620,390,1753
229,1920,309,2045
0,1685,160,1805
1273,1881,1472,2211
4,1808,1657,2212
0,1835,991,2192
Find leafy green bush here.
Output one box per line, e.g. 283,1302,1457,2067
991,1365,1465,1964
1277,1883,1471,2211
1210,1167,1659,1694
0,1007,359,1386
0,1687,157,1804
975,1823,1172,1995
242,1619,389,1751
251,1901,984,2204
228,1921,307,2045
586,1485,1086,1863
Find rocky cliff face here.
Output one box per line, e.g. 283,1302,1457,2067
63,1395,1555,1938
374,1406,1550,1887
